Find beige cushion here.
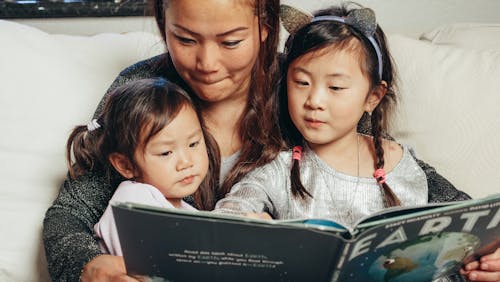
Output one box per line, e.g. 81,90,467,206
388,34,500,199
420,23,500,51
0,19,164,282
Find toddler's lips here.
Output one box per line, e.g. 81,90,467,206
181,175,195,184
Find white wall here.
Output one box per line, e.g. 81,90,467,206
13,16,159,36
11,0,500,38
283,0,500,37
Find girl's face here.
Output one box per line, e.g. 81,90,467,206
135,105,209,207
287,46,380,149
164,0,267,103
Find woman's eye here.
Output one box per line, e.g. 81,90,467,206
222,40,243,48
189,141,200,148
175,35,196,45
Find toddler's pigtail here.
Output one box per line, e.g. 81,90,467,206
371,110,401,207
290,146,312,199
66,119,105,179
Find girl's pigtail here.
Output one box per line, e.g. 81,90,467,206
290,146,312,199
371,109,401,207
66,120,104,179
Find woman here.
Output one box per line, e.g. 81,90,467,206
42,0,284,281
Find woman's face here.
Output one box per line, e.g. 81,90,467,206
164,0,267,103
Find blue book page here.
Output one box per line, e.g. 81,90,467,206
333,194,500,282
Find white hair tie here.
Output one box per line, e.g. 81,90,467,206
87,119,101,132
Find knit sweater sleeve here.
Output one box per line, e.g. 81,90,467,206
414,157,471,203
43,172,118,281
42,54,169,281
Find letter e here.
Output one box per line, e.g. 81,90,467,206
349,233,376,261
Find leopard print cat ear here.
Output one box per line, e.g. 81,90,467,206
280,4,313,34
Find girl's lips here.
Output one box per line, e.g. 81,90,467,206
305,119,324,128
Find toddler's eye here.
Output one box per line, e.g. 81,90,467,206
189,141,200,148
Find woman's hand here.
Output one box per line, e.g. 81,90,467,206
81,254,139,282
461,247,500,281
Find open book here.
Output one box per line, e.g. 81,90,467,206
112,193,500,282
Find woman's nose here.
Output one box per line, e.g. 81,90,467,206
196,42,219,73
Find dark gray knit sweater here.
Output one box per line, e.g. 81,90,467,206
42,54,471,281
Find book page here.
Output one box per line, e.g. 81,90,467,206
334,194,500,282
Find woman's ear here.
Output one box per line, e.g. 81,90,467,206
108,153,135,179
365,81,387,112
261,27,269,43
259,18,269,43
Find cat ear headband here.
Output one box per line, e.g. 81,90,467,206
280,4,383,81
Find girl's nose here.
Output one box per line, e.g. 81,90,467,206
304,87,325,110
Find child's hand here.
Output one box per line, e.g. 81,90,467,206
245,212,272,220
461,247,500,281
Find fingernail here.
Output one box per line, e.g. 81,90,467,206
470,273,477,280
481,263,489,270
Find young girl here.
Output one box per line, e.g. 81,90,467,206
216,4,500,281
216,3,468,225
66,78,219,256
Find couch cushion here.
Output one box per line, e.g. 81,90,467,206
420,23,500,51
388,34,500,199
0,20,164,281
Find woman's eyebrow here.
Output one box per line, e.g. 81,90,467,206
173,24,248,37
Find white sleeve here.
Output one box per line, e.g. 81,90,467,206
93,181,172,256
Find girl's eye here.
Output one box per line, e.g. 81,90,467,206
294,80,309,87
160,151,172,157
189,141,200,148
174,35,196,45
329,86,345,91
222,40,243,48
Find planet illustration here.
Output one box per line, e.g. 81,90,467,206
367,232,480,282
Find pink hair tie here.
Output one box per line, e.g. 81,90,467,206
373,168,386,184
292,146,303,161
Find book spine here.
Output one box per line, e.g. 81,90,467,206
329,242,351,282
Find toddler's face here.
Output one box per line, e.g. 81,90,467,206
135,105,209,207
286,46,375,149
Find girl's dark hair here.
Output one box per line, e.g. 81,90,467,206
66,78,220,210
280,3,401,206
151,0,284,200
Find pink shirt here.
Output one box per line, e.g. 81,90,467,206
93,180,197,256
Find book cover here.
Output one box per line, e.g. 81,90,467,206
112,193,500,282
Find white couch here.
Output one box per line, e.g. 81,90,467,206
0,19,499,282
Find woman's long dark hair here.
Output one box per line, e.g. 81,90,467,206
150,0,285,201
67,78,220,210
281,3,401,207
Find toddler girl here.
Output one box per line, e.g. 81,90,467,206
66,78,219,255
